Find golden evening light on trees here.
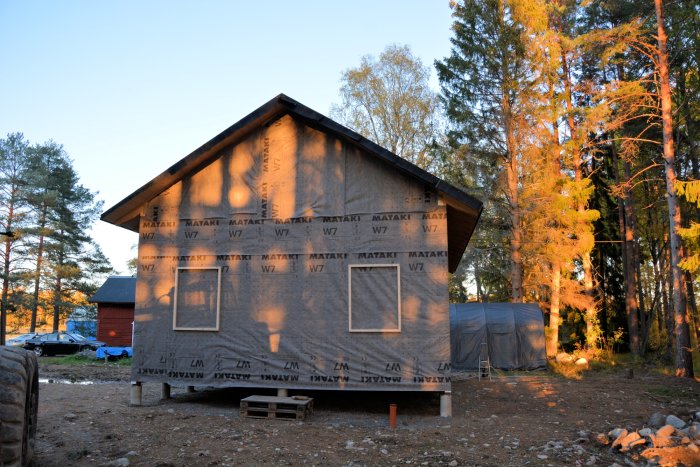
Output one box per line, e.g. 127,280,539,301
0,134,113,343
430,0,697,376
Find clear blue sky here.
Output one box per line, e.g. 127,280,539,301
0,1,454,274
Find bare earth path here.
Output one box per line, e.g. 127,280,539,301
34,359,699,466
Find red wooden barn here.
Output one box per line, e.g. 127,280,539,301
89,276,136,346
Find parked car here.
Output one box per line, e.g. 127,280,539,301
5,332,41,346
22,332,105,356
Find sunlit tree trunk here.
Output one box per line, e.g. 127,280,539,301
546,261,562,356
561,48,597,347
506,143,522,303
685,271,699,345
1,134,29,344
51,234,64,332
1,205,12,345
655,0,694,377
501,0,522,303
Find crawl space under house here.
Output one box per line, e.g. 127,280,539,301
101,94,483,393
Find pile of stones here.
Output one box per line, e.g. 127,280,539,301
596,412,700,465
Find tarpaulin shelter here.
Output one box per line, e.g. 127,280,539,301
450,303,547,371
101,94,482,402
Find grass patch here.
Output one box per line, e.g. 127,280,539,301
548,361,585,380
44,355,132,366
548,352,650,379
645,385,690,400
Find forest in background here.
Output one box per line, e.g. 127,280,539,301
0,134,113,338
333,0,698,377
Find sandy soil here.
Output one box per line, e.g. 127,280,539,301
33,358,699,466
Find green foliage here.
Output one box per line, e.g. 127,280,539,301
45,355,132,367
436,0,530,302
0,134,114,335
331,44,441,170
676,181,700,273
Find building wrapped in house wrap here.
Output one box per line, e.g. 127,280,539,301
101,95,482,407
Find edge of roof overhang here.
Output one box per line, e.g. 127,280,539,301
101,94,483,271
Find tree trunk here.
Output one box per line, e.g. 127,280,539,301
598,248,609,337
52,274,62,332
507,150,522,303
52,242,64,332
474,263,483,302
685,271,699,344
612,143,641,355
546,261,562,357
655,0,694,377
499,0,522,303
623,159,643,355
562,49,597,348
30,203,48,332
0,202,13,346
663,245,674,362
650,239,664,340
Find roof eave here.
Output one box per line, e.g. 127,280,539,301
101,95,483,270
101,94,294,230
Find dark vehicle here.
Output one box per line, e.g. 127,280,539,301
22,332,105,356
5,332,41,347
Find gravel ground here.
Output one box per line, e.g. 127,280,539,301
34,358,699,466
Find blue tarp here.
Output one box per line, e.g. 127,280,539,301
96,346,133,359
66,319,97,339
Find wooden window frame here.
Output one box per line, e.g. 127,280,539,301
173,266,222,331
348,264,401,333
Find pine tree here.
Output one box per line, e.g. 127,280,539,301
24,142,68,331
436,0,529,303
44,156,111,331
0,133,31,343
23,141,113,331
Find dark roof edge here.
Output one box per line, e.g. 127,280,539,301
101,94,287,226
102,94,483,229
282,96,482,214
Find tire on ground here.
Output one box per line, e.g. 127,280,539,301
0,346,39,467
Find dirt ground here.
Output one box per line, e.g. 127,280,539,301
34,358,699,466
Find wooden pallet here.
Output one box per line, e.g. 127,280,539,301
240,395,314,421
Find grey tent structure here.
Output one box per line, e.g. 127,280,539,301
450,303,547,371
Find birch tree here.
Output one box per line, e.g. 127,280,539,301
331,44,441,170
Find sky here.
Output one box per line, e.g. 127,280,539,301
0,1,455,275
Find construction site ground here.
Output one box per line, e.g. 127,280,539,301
34,358,699,466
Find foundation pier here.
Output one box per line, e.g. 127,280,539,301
440,391,452,418
161,382,171,400
130,382,142,406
